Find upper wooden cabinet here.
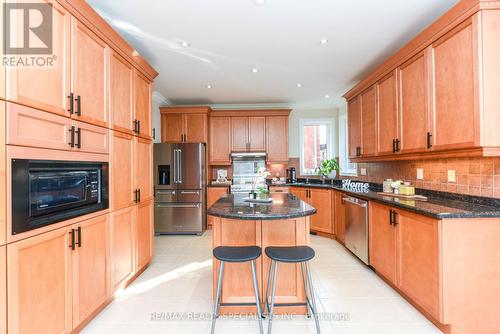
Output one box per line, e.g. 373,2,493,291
209,116,232,165
110,52,134,134
135,137,153,202
160,107,210,143
360,86,377,157
134,71,153,139
111,132,135,211
344,6,500,161
231,116,266,152
265,116,288,163
347,97,361,158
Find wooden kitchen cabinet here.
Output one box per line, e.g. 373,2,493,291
398,209,441,322
209,116,232,165
111,131,135,211
111,206,135,290
348,97,362,158
1,246,6,334
360,86,377,157
7,226,73,334
72,215,110,328
249,117,266,151
74,120,109,154
231,116,266,152
369,202,397,284
231,117,248,151
207,187,229,228
432,18,478,151
110,51,134,134
309,188,333,234
161,107,210,143
71,17,108,128
265,116,288,163
136,199,153,271
334,191,345,244
269,186,290,194
6,1,71,116
134,71,152,139
377,71,399,155
290,187,309,204
134,137,153,201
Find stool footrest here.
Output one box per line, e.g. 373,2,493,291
220,302,259,306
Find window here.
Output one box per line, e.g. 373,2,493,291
338,112,357,176
299,119,333,175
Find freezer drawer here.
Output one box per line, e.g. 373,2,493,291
154,202,204,234
155,189,177,202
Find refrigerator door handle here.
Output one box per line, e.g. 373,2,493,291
178,149,182,184
180,190,199,195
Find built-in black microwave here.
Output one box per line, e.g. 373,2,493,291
11,159,109,234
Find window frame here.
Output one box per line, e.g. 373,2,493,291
338,112,357,176
299,118,334,176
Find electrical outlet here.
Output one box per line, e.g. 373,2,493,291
448,170,456,183
360,168,367,176
417,168,424,180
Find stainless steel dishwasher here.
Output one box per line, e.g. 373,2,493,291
342,195,369,264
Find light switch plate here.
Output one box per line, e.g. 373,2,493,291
417,168,424,180
360,168,367,176
448,170,456,183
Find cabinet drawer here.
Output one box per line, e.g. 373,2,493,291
74,121,109,154
7,102,72,151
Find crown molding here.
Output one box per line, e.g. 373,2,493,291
152,91,171,106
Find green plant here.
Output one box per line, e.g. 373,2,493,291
316,159,340,177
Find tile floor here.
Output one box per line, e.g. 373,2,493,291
82,231,443,334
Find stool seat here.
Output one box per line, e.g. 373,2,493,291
265,246,315,263
213,246,262,263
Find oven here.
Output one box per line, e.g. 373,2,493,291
11,159,109,234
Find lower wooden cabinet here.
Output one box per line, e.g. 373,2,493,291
7,226,73,334
269,186,289,194
290,187,308,203
369,202,397,284
1,246,6,334
207,187,229,228
72,215,110,328
111,206,136,289
136,200,153,271
309,188,333,234
334,191,345,244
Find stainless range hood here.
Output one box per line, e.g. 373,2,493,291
230,152,267,160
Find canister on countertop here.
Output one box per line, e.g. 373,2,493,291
383,179,393,193
399,181,415,196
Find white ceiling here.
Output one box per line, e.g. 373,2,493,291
88,0,459,109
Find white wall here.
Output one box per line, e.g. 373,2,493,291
288,108,339,158
152,91,169,143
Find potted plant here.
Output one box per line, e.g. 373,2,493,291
253,167,271,199
317,159,340,179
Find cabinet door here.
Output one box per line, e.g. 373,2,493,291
72,215,110,328
8,227,73,334
398,52,430,153
248,117,266,151
135,137,153,201
7,102,72,151
432,19,478,150
110,52,134,134
231,117,248,151
348,97,362,158
134,71,152,138
0,246,5,334
6,1,71,116
111,131,134,210
369,203,397,284
162,114,184,143
207,187,229,208
71,17,108,127
266,116,288,162
310,188,332,234
136,200,153,271
334,192,345,244
209,117,231,165
111,206,135,290
290,187,309,204
361,86,377,156
74,120,109,154
398,210,441,321
377,72,399,155
185,114,208,143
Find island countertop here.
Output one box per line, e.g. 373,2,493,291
207,193,317,220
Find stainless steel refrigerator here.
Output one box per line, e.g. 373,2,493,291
153,143,206,235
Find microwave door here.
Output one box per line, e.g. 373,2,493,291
177,143,203,190
153,143,176,190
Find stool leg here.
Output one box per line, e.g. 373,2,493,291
211,261,225,334
264,260,275,315
267,261,278,334
251,260,264,334
306,262,321,334
300,262,312,318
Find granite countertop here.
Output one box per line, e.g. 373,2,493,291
207,193,317,220
287,181,500,219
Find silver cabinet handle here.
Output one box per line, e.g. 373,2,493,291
156,203,201,208
342,196,367,208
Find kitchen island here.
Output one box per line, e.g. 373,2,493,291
208,193,316,315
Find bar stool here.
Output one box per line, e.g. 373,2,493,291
212,246,264,334
264,246,321,334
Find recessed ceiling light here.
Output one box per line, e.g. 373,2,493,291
296,83,302,88
180,41,189,47
325,94,330,99
132,50,139,57
255,0,265,5
252,68,258,73
206,84,212,89
320,38,328,45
